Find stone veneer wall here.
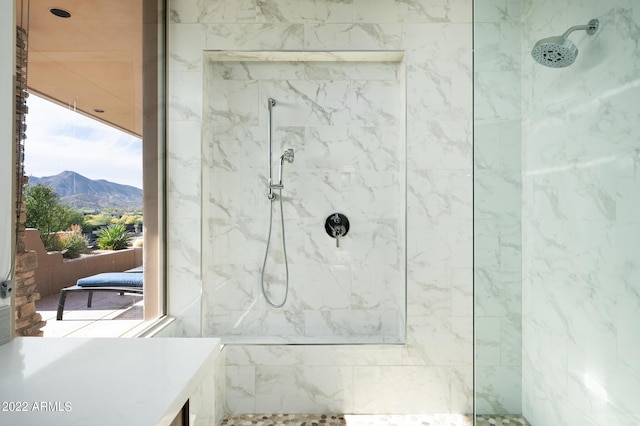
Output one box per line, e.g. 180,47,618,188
14,177,44,337
165,0,473,415
14,24,44,337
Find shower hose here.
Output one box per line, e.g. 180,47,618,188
260,188,289,308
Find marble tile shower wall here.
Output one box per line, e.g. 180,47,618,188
167,0,473,414
521,0,640,425
473,0,523,415
202,58,405,343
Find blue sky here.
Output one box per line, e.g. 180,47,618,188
24,94,143,189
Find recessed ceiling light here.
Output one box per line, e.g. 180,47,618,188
93,108,105,113
50,8,71,18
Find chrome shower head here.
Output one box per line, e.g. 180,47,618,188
531,19,599,68
531,36,579,68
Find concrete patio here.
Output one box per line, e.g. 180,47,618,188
36,290,144,337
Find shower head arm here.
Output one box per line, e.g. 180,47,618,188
561,19,599,38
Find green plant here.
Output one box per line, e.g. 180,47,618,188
24,183,84,251
96,223,131,250
59,229,89,259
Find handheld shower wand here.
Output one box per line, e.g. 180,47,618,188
276,149,295,188
261,98,294,308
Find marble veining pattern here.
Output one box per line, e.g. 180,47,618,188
520,1,640,425
473,0,522,414
202,56,405,343
168,0,473,415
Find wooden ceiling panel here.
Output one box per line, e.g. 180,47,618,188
18,0,142,137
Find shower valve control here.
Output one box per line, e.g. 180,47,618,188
325,213,350,248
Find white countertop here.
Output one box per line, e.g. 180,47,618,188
0,337,221,426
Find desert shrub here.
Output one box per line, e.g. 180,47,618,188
43,234,64,252
132,238,143,248
96,223,130,250
59,228,89,259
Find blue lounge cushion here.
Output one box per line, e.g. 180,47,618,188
76,272,143,288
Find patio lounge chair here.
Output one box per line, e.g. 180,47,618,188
56,266,143,320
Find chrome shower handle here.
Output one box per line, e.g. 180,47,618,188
325,213,350,248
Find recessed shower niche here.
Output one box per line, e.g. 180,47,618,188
201,51,406,344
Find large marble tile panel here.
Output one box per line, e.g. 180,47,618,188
402,316,472,366
475,365,521,414
473,0,510,23
404,23,471,68
225,365,256,414
301,345,403,366
406,265,451,317
210,308,306,338
618,280,640,376
205,24,304,50
206,80,260,126
406,64,451,117
209,170,268,218
225,344,306,367
209,125,265,172
210,218,269,265
304,23,403,50
169,71,204,121
500,314,522,366
304,309,400,339
288,264,352,310
304,61,399,81
354,0,452,24
474,269,521,318
408,169,472,219
205,264,260,312
474,71,521,121
406,120,472,171
349,80,402,126
256,0,354,24
171,0,257,24
474,120,521,171
451,267,473,317
353,366,451,413
474,23,520,72
350,265,403,310
475,317,501,367
255,365,355,413
208,60,304,81
277,125,400,172
258,79,352,126
450,365,474,413
169,23,206,72
474,169,521,220
407,218,454,267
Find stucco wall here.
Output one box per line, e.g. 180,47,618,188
25,229,142,298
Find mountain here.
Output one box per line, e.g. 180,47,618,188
29,171,143,211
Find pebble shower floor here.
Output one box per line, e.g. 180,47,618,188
220,414,530,426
